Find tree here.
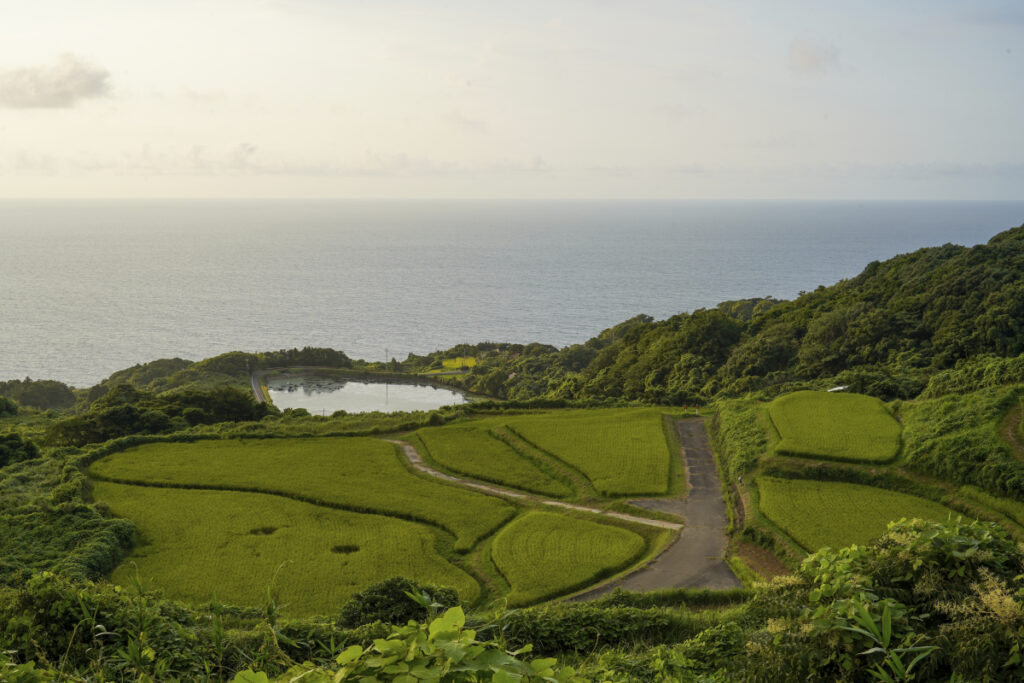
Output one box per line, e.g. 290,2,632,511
0,396,17,417
0,432,40,468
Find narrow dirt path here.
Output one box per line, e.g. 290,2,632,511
384,439,683,531
572,418,740,597
1002,404,1024,459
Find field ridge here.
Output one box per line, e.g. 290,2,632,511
389,439,683,531
88,472,469,541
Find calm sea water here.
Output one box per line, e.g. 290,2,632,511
2,200,1022,388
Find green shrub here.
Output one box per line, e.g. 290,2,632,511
0,432,39,468
902,385,1024,500
0,396,18,418
500,605,717,654
336,577,459,628
235,606,582,683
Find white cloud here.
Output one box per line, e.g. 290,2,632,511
788,39,840,75
0,54,111,108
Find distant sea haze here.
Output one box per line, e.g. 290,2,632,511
2,199,1022,388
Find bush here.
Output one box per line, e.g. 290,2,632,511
0,432,40,468
0,396,17,417
500,604,712,654
336,577,459,628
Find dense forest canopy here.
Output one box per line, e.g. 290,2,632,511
432,224,1024,403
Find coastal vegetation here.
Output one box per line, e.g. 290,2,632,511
425,224,1024,405
3,223,1024,679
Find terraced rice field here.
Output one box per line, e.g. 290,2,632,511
93,481,480,616
491,511,646,605
89,437,515,551
758,477,960,551
769,391,902,463
416,425,571,497
506,408,673,496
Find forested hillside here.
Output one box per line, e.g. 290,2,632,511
433,224,1024,403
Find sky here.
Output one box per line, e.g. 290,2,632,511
0,0,1021,200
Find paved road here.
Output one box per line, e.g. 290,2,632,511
573,418,741,597
251,372,268,403
385,439,684,531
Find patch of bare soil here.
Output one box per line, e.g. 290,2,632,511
736,541,790,580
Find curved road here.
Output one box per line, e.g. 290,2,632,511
390,417,740,594
572,418,741,597
386,439,683,531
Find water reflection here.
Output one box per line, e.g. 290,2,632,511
266,375,468,414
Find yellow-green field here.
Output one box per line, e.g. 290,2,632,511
442,357,477,369
769,391,902,463
87,409,685,615
491,511,646,606
416,425,571,497
505,408,673,496
93,481,480,616
758,477,959,551
90,437,515,551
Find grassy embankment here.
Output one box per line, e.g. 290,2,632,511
713,387,1024,576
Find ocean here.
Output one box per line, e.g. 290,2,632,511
2,199,1022,388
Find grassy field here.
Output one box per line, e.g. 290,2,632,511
505,408,673,496
89,437,515,551
758,477,959,551
442,357,477,369
92,481,480,616
769,391,901,463
491,511,646,606
416,425,571,497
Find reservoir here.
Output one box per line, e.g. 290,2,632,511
266,374,469,414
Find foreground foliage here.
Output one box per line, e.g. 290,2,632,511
7,519,1020,681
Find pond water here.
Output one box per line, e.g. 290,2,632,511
266,375,469,414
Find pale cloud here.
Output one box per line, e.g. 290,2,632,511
788,39,840,75
0,54,111,108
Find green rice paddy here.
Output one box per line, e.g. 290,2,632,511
769,391,901,463
506,408,673,496
491,511,646,606
93,481,480,617
416,425,571,497
758,477,959,551
89,437,515,551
